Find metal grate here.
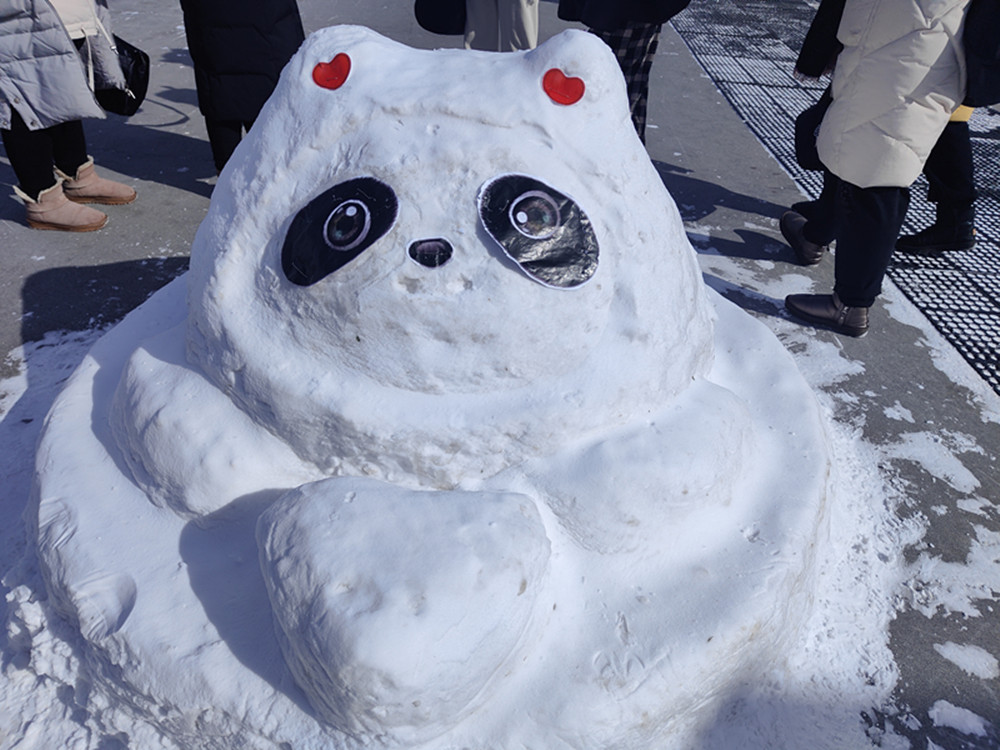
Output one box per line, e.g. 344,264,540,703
671,0,1000,395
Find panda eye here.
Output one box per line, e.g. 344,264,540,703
510,191,561,239
324,200,371,251
478,174,598,289
282,177,397,286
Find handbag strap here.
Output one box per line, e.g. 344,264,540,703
82,36,95,91
93,14,115,50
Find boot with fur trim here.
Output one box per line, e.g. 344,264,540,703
17,183,108,232
57,157,137,205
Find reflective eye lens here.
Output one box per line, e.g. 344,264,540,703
510,191,561,239
324,200,371,251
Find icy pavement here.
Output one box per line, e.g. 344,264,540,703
672,0,1000,396
659,2,1000,746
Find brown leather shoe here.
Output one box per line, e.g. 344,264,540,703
780,210,827,265
57,157,137,205
16,183,108,232
784,291,869,337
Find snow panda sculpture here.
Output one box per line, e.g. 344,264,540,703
31,26,829,750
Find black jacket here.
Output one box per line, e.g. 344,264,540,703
180,0,305,122
962,0,1000,106
557,0,692,32
794,0,845,79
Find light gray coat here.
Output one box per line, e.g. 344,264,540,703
0,0,124,131
817,0,969,189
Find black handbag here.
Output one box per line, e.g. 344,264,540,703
414,0,466,35
794,88,832,171
96,36,150,117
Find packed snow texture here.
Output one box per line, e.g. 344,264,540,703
20,26,837,749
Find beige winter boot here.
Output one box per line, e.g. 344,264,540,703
16,183,108,232
56,157,137,205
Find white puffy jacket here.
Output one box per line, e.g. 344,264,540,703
817,0,969,188
0,0,123,131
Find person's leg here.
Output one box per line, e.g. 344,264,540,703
782,169,837,265
897,115,976,252
833,181,910,308
925,120,977,210
591,23,662,143
785,180,908,336
50,119,137,205
802,170,838,245
205,118,245,173
48,119,89,176
497,0,538,51
1,110,59,200
464,0,499,51
2,113,109,230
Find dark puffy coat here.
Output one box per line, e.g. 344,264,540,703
962,0,1000,106
794,0,845,78
557,0,691,31
179,0,305,122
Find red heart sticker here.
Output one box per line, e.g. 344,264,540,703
543,68,585,105
313,53,352,90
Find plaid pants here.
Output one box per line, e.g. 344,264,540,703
591,23,662,143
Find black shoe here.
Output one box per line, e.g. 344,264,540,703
780,210,828,265
896,221,976,254
785,292,869,337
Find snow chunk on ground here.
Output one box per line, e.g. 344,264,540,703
933,641,1000,680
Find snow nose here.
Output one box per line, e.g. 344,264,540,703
408,238,453,268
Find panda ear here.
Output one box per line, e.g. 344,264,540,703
542,69,585,105
313,53,351,90
530,29,631,115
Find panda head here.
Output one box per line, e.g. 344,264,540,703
184,25,713,472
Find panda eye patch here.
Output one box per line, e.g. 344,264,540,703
282,177,397,286
478,174,598,289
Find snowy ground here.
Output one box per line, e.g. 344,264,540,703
3,247,998,749
691,225,1000,748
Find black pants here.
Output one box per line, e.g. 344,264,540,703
590,23,661,144
924,120,976,213
0,110,88,200
205,118,254,172
805,171,910,308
